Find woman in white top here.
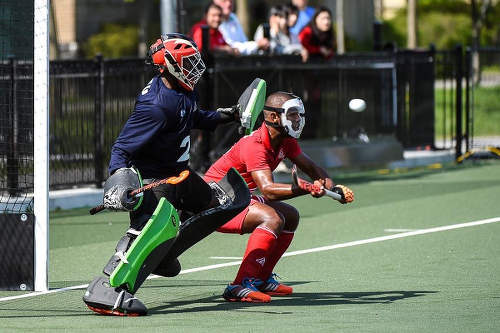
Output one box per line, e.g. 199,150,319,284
254,5,308,61
214,0,269,55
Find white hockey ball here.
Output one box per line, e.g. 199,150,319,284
349,99,366,112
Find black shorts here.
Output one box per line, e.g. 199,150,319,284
129,168,212,230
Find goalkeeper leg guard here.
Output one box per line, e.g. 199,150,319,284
83,276,147,316
153,168,250,277
83,197,179,315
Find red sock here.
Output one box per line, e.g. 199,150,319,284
260,231,294,280
233,226,277,285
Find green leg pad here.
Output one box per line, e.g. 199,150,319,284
110,197,179,292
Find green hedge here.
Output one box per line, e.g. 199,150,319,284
84,24,139,59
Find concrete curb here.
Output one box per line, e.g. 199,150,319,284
49,188,103,211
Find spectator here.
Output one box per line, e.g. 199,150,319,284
254,5,308,61
289,0,315,36
284,3,299,34
190,3,239,55
213,0,269,55
299,7,335,59
284,3,308,61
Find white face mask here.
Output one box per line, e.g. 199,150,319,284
279,98,306,138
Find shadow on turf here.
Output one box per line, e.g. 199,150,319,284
149,289,437,315
48,279,230,290
0,290,437,318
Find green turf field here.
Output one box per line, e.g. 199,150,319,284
1,162,500,332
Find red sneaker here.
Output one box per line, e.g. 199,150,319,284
259,273,293,296
222,278,271,303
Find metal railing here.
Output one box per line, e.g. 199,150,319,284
467,47,500,153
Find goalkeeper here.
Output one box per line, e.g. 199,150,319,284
204,91,354,303
82,34,250,316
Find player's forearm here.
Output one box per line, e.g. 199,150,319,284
260,182,307,201
303,164,330,183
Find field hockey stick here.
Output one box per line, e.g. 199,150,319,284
291,165,348,202
89,170,190,215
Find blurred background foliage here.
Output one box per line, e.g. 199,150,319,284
82,0,500,58
84,24,139,58
382,0,500,50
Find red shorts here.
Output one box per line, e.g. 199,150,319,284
217,195,267,234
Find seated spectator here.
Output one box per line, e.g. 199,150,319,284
213,0,269,55
254,5,308,61
299,7,335,59
289,0,316,35
284,3,308,61
190,3,239,55
285,3,299,34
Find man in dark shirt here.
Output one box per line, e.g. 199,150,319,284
83,34,245,316
109,69,220,179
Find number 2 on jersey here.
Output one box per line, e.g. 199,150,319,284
177,135,190,162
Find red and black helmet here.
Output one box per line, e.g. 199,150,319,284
147,33,206,91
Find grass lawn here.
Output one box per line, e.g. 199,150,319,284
435,85,500,139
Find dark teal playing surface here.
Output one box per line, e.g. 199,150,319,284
0,162,499,332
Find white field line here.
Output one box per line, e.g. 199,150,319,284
209,256,242,260
1,216,499,303
384,228,417,233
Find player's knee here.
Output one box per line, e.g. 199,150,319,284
261,210,285,234
285,207,300,232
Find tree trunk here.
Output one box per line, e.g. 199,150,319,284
236,0,250,37
407,0,417,49
471,0,492,85
374,0,384,20
138,0,154,57
336,0,345,54
49,1,60,59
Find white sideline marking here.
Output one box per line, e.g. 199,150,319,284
1,216,499,303
210,256,242,260
384,228,417,233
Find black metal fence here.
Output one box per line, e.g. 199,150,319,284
0,59,34,200
49,57,153,188
195,53,404,165
1,47,476,191
468,47,500,152
434,48,459,150
395,50,436,148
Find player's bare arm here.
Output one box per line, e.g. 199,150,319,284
291,153,354,203
251,168,316,201
290,152,334,190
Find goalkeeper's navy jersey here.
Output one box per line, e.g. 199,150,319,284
109,76,220,179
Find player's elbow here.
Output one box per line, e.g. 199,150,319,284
260,186,279,201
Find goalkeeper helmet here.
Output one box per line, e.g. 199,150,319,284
147,33,206,91
264,94,306,139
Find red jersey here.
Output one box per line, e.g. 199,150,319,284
204,123,302,191
190,20,227,51
298,26,334,58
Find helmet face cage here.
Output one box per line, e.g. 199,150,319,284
280,98,305,138
148,34,206,91
181,51,206,90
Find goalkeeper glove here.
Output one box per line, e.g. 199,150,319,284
103,167,142,211
217,104,240,123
